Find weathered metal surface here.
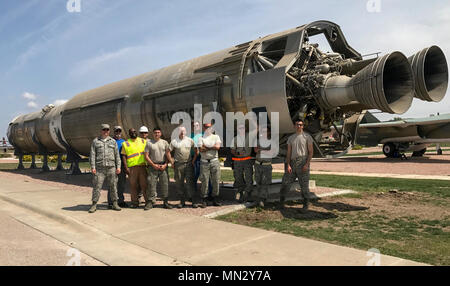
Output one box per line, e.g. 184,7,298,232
7,21,448,159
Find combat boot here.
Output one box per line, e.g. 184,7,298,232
163,199,173,209
212,197,222,207
144,201,153,211
242,191,249,203
112,201,121,211
258,199,265,208
238,191,246,203
118,201,129,208
88,202,97,213
200,198,207,208
299,199,310,213
177,199,186,209
279,196,286,209
246,190,254,202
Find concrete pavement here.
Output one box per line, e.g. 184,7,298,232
0,175,426,266
0,209,104,266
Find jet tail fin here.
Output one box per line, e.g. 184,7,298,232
360,111,380,124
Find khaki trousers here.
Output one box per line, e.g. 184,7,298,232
129,165,148,204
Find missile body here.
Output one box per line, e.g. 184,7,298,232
7,21,448,159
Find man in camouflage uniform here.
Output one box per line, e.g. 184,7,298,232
169,126,195,208
197,123,222,208
89,124,122,213
231,123,254,203
279,119,314,213
144,127,172,210
253,125,275,208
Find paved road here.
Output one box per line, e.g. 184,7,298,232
0,208,104,266
0,175,426,266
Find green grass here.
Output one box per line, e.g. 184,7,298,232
310,174,450,199
217,205,450,265
216,172,450,265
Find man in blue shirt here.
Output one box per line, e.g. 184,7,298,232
191,121,212,206
109,126,128,208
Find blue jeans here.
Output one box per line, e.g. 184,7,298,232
193,156,212,196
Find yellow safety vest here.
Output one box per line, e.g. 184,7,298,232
123,138,146,167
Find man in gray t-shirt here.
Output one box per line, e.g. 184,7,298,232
144,127,172,210
280,119,314,212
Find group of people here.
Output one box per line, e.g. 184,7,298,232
88,121,222,213
88,118,313,213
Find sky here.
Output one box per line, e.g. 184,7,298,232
1,0,450,139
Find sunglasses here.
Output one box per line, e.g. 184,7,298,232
102,128,110,131
296,124,304,126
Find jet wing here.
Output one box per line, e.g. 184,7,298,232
358,113,450,129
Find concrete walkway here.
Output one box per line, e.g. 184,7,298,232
0,176,426,266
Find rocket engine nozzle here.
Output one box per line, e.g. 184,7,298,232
408,45,448,102
320,51,415,114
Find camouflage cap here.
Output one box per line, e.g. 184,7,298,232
101,124,110,130
114,125,122,131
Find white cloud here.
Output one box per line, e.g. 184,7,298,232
70,46,143,77
22,92,37,100
53,99,68,106
27,101,38,108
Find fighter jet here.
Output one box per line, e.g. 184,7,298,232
356,112,450,157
